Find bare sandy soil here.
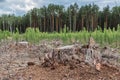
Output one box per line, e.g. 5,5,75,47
0,40,120,80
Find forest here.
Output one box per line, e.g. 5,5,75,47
0,3,120,33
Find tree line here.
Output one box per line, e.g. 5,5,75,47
0,3,120,33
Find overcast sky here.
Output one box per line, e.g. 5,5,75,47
0,0,120,16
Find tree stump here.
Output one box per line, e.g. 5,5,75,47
41,45,82,67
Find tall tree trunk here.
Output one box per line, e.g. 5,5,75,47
69,10,72,31
52,15,54,32
40,17,42,32
30,13,32,27
95,15,98,30
105,15,107,29
50,16,52,32
91,15,94,31
44,17,46,32
10,24,12,32
34,19,35,29
81,16,84,30
86,16,89,31
73,14,76,32
59,17,61,32
3,20,5,30
56,16,58,32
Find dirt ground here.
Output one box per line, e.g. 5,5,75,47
11,63,120,80
0,40,120,80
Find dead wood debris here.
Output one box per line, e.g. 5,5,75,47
41,37,120,71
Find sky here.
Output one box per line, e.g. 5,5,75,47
0,0,120,16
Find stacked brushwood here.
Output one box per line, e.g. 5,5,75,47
41,37,120,71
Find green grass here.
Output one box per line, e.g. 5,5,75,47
0,26,120,47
